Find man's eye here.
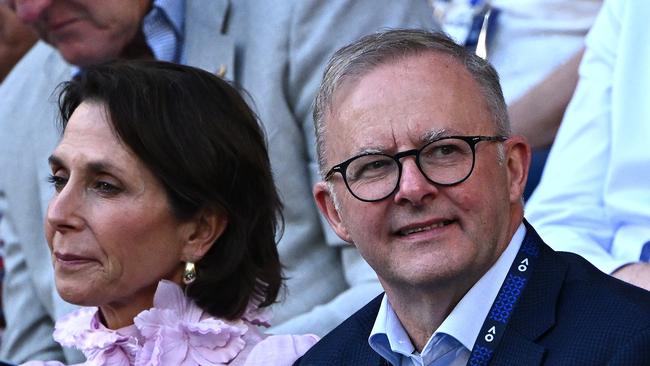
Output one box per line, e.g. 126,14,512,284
421,143,467,164
351,158,393,180
432,144,461,156
47,174,68,193
364,160,391,171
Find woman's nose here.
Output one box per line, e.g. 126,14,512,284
46,184,84,231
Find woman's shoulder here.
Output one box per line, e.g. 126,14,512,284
241,333,319,366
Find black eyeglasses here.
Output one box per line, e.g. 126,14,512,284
325,135,507,202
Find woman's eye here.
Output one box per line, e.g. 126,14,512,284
47,174,68,193
93,181,122,195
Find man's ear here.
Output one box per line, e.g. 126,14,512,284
181,209,228,262
504,135,531,203
313,181,352,243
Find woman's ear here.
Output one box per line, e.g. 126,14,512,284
181,208,228,262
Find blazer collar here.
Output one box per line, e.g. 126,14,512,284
359,295,391,365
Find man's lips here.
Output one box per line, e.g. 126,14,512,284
394,219,455,236
47,18,80,32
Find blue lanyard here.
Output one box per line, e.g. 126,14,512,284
466,234,540,365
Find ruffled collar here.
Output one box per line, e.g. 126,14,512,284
52,280,269,365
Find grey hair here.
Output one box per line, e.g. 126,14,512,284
313,29,510,176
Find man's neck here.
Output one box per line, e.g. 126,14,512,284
383,277,477,352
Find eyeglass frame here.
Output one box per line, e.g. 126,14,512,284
324,135,508,202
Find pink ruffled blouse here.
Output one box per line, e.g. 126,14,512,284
22,281,318,366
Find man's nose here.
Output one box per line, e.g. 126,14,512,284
393,158,438,205
46,184,84,231
13,0,52,23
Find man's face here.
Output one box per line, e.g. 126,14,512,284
11,0,150,66
315,53,529,296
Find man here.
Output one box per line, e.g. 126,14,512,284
297,29,650,365
0,0,435,362
526,0,650,291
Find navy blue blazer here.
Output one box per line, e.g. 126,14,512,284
295,222,650,365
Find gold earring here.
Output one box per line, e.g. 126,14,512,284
183,262,197,285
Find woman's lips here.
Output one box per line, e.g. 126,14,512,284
54,251,97,267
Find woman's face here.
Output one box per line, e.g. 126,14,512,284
45,101,193,316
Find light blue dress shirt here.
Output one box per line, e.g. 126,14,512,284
369,224,526,366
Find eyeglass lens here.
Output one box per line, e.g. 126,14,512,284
344,138,474,201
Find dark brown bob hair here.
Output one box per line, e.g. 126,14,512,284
57,60,283,319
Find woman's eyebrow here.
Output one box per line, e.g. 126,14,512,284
47,154,125,176
48,154,64,168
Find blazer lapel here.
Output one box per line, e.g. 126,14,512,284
490,221,566,366
183,0,235,79
356,295,390,366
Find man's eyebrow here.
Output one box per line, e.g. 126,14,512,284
346,128,463,156
421,128,462,144
350,146,387,156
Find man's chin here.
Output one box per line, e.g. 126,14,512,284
54,42,119,67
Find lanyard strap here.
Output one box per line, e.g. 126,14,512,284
466,235,540,366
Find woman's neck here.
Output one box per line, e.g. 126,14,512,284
98,284,157,329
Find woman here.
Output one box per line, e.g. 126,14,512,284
24,61,317,365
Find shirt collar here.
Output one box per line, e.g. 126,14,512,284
142,0,186,62
150,0,185,37
369,222,526,364
369,296,412,366
144,0,185,37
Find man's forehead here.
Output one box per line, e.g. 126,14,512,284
324,53,493,156
328,53,482,117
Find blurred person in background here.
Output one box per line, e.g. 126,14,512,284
0,2,37,329
0,0,434,363
0,1,36,82
527,0,650,291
